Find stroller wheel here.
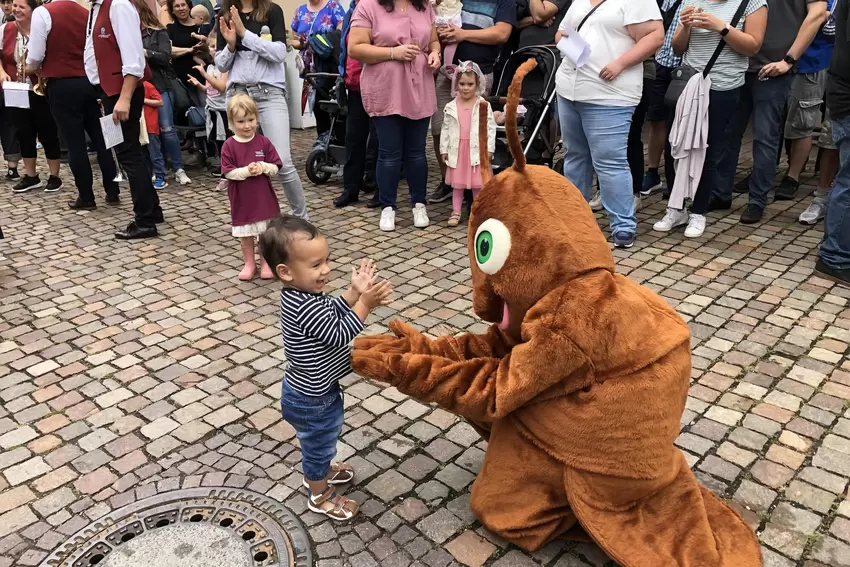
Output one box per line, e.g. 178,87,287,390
552,156,565,177
306,148,333,184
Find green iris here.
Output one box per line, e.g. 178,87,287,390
476,231,493,265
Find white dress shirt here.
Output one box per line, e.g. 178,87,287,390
83,0,146,86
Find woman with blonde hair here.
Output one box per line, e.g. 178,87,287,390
132,0,192,186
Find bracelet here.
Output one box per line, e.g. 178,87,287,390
390,47,394,61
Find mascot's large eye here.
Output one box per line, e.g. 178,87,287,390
474,219,511,275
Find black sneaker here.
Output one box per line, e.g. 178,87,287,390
814,259,850,288
12,175,42,193
734,173,750,194
774,176,799,201
427,182,453,204
105,193,120,205
44,175,63,193
5,167,19,181
366,195,381,209
708,197,732,212
68,198,97,211
740,204,764,224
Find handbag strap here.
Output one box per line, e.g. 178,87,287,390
703,0,749,76
576,0,609,32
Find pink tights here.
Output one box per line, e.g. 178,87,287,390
452,188,480,212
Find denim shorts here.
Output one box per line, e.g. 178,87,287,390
280,380,343,482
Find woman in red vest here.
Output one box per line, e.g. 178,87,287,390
0,0,62,194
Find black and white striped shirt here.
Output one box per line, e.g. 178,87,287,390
279,288,364,397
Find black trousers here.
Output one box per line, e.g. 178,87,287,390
10,92,61,160
0,96,20,162
342,91,377,196
100,86,161,227
47,77,119,203
627,79,651,195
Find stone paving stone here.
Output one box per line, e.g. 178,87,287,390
2,131,850,567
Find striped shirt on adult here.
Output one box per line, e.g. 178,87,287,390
682,0,767,91
279,288,363,397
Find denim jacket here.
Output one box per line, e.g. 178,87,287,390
338,0,356,78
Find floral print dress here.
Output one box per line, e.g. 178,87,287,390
291,0,346,75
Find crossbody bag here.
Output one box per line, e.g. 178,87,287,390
664,0,749,107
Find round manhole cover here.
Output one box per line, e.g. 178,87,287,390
40,487,312,567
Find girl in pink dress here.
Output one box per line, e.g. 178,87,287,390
439,61,496,227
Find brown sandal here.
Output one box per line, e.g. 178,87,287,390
307,486,359,521
302,462,355,489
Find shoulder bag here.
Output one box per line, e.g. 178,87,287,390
664,0,749,107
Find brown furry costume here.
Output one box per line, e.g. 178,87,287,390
352,61,762,566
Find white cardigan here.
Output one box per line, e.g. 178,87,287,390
439,97,497,169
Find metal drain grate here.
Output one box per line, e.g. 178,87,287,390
39,487,312,567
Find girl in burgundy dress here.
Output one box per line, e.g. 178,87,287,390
221,94,282,281
439,61,496,227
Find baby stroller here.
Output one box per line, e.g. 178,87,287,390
488,46,563,173
303,73,378,190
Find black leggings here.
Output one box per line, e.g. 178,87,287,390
10,92,60,160
627,79,652,195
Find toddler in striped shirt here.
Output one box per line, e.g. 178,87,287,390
259,215,392,521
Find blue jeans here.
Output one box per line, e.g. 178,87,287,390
715,73,793,208
373,115,429,208
158,91,184,171
146,133,166,178
280,381,343,482
819,115,850,270
557,96,636,235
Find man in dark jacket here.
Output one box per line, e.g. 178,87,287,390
816,0,850,286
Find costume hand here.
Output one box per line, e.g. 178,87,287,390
395,44,419,61
437,25,466,44
353,320,429,355
359,279,393,310
599,60,625,81
247,162,263,176
229,6,247,37
351,259,377,294
219,15,237,48
759,60,792,79
112,97,130,123
428,50,441,70
351,349,405,384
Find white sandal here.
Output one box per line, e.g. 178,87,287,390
307,486,359,521
302,462,355,489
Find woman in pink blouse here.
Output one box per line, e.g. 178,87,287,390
348,0,440,232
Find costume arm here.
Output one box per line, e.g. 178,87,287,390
354,320,513,359
354,324,586,422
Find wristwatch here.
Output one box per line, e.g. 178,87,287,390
784,54,798,66
720,24,730,37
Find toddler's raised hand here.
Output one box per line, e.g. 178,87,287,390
351,259,377,294
360,279,393,310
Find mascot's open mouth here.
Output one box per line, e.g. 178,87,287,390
499,300,510,331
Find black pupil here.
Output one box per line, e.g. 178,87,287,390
480,240,490,257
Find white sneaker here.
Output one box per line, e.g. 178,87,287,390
412,203,430,228
589,190,602,212
634,194,642,213
799,197,826,225
684,214,706,238
380,207,396,231
175,169,191,185
653,208,689,232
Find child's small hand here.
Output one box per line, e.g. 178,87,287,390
360,279,393,310
441,154,448,162
351,259,377,294
247,162,263,176
187,75,200,87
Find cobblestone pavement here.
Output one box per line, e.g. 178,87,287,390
1,130,850,567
